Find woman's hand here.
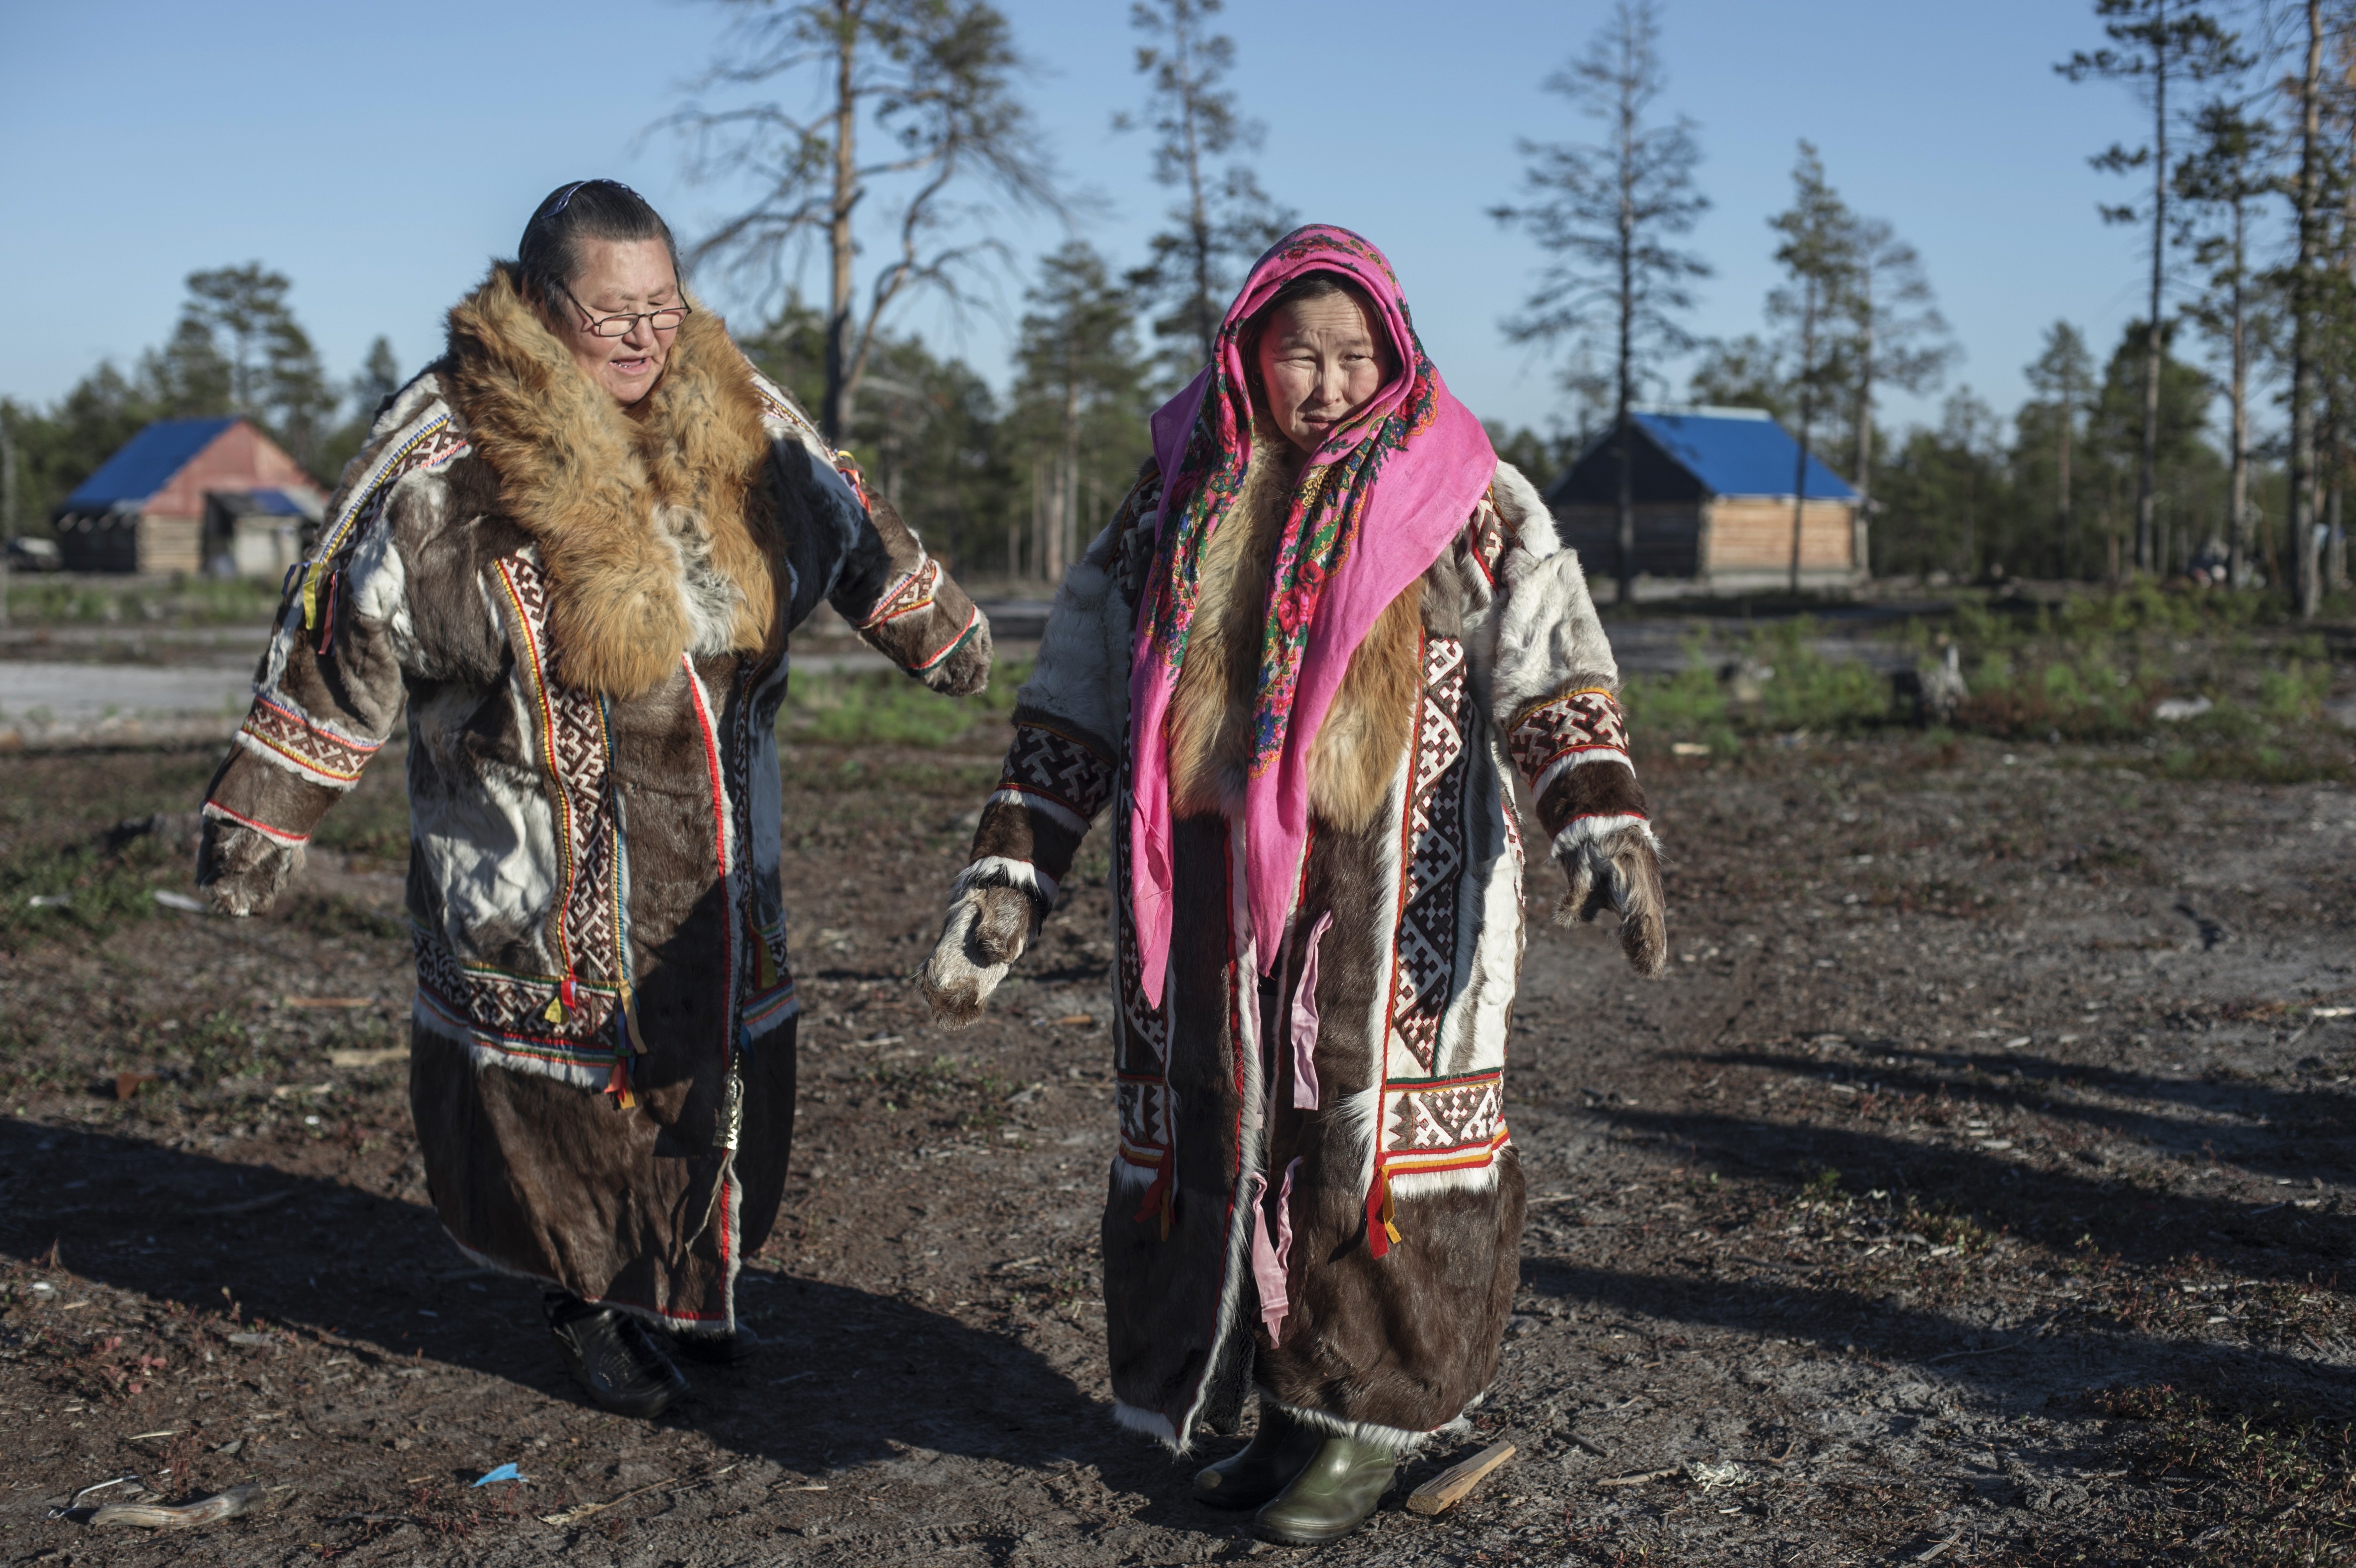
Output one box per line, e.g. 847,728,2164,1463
921,883,1042,1026
196,817,303,918
1554,826,1666,977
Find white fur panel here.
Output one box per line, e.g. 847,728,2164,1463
1262,1395,1464,1455
347,481,420,666
1489,460,1560,558
1016,529,1131,754
1107,1154,1158,1193
1112,1401,1182,1451
1490,547,1620,731
954,854,1059,911
1550,814,1657,860
1389,1161,1505,1201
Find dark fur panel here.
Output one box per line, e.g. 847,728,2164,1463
968,801,1085,889
1259,1148,1525,1436
1101,813,1250,1426
1533,759,1650,841
827,489,992,697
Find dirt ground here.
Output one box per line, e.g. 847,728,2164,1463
3,712,2355,1566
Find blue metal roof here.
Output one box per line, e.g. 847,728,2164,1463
1632,409,1858,501
62,417,238,509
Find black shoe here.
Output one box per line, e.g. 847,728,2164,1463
544,1294,688,1418
668,1321,762,1366
1193,1405,1323,1510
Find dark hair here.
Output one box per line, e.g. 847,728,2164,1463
516,180,682,312
1240,269,1393,388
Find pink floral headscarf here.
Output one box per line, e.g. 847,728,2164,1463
1127,225,1496,998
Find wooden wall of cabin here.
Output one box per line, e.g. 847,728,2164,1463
1553,503,1703,578
1702,499,1854,572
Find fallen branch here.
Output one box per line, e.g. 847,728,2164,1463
538,1464,737,1528
1594,1467,1681,1489
91,1485,259,1529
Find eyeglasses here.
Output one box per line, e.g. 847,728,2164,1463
562,285,692,339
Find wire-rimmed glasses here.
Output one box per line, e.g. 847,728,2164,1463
562,285,692,339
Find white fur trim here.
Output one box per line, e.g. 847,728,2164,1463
1261,1395,1467,1456
953,854,1058,911
1489,460,1560,558
986,786,1091,836
1550,814,1656,861
1388,1161,1505,1201
1491,547,1619,728
1107,1154,1158,1193
1112,1401,1182,1449
1528,744,1635,802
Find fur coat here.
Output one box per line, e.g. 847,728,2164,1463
927,452,1662,1451
197,266,990,1331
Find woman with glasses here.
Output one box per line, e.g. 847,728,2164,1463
920,226,1664,1544
196,179,992,1417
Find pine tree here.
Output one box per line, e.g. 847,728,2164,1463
669,0,1063,442
2059,0,2245,576
1492,0,1708,605
1840,216,1952,577
2023,322,2097,577
1118,0,1293,377
2175,94,2274,587
1765,142,1858,594
1007,243,1151,582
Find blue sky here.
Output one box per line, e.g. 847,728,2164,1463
0,0,2272,446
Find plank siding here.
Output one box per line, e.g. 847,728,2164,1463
1704,498,1853,572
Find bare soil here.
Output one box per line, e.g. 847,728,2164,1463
3,727,2354,1567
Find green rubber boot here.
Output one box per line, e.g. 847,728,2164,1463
1192,1406,1322,1510
1251,1432,1402,1545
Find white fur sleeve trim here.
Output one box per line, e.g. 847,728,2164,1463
1489,459,1561,558
1489,547,1619,728
1529,745,1636,801
985,787,1091,836
1550,814,1656,861
952,855,1058,911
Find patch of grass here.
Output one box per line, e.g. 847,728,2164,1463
0,831,177,951
784,658,1030,750
2090,1381,2356,1563
2,576,282,627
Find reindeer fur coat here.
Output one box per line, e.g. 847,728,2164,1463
928,450,1662,1451
198,266,990,1331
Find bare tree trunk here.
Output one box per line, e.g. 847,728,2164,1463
1612,48,1638,606
1789,281,1818,597
821,6,861,445
2228,196,2252,588
2292,0,2324,620
2136,5,2167,578
1851,270,1875,585
1051,370,1080,584
1171,9,1217,367
2057,369,2075,579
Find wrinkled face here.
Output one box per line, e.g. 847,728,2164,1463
1253,289,1396,455
552,238,680,407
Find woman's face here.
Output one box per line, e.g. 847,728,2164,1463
553,238,681,407
1254,289,1395,455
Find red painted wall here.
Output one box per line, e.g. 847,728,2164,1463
144,420,323,519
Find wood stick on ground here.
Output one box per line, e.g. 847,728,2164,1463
1405,1441,1515,1517
1595,1466,1682,1489
91,1484,259,1529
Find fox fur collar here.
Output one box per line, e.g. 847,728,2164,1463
1166,427,1420,833
443,265,779,700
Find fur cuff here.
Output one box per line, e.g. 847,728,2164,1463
1549,814,1655,862
1259,1394,1469,1456
952,855,1057,913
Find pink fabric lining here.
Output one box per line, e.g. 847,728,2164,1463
1127,226,1496,998
1249,1156,1303,1341
1290,911,1331,1110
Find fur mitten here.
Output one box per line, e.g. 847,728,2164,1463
921,882,1042,1026
196,818,302,917
1555,825,1666,976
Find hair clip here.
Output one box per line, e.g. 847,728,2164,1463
549,180,591,216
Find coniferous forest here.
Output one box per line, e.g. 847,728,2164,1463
5,0,2354,615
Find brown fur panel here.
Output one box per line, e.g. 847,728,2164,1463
443,267,774,700
1533,759,1650,841
969,800,1086,886
1305,584,1420,834
1166,434,1299,817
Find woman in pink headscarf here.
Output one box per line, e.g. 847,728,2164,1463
923,226,1664,1544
